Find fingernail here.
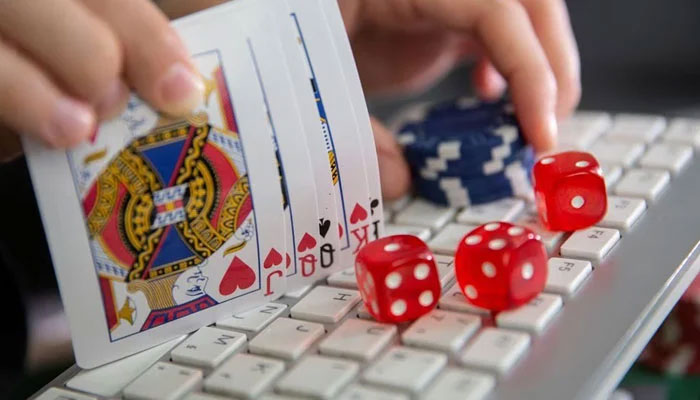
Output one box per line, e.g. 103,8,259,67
47,98,95,147
156,62,205,116
96,80,129,120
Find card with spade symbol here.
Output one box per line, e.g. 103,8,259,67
22,10,287,368
318,0,385,242
286,0,373,264
232,1,328,290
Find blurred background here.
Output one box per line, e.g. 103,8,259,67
3,0,700,398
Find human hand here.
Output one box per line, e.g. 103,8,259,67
341,0,581,198
0,0,205,161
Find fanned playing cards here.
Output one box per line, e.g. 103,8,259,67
23,0,382,368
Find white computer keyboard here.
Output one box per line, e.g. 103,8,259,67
33,112,700,400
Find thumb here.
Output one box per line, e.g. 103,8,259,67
371,116,411,200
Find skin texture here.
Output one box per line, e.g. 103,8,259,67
0,0,580,200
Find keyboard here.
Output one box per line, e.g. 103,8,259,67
32,112,700,400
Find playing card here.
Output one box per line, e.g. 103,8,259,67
234,0,344,282
317,0,385,242
286,0,373,261
23,9,286,368
232,1,327,289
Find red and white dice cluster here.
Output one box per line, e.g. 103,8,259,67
355,150,608,322
355,223,549,321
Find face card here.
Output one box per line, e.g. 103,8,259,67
22,10,286,368
317,0,385,242
231,1,328,289
235,0,344,281
286,0,373,261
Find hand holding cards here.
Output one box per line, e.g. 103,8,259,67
22,0,382,368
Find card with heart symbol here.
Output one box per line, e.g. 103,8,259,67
22,10,287,368
286,0,373,266
234,0,351,289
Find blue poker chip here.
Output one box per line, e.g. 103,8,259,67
411,146,535,180
397,97,533,207
425,97,513,121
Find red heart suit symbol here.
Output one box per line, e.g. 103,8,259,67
350,204,368,224
297,233,317,252
219,257,255,296
285,253,291,269
264,248,283,269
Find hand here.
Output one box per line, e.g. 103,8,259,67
341,0,581,199
0,0,205,162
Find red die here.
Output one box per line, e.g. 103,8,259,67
532,151,607,231
355,235,441,323
455,222,547,311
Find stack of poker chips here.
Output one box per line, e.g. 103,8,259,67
397,97,535,207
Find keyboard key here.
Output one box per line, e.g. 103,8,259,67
216,302,287,333
363,347,447,394
516,213,565,254
327,268,358,289
545,257,593,297
460,328,530,375
495,293,563,334
35,388,97,400
614,169,670,202
248,317,324,360
394,199,456,231
589,139,645,167
385,195,412,212
402,309,481,353
421,368,495,400
258,395,302,400
639,143,693,175
123,361,202,400
204,353,284,399
599,163,623,188
438,284,490,316
663,118,700,148
338,384,409,400
290,286,361,323
276,355,359,399
66,335,186,397
284,284,313,299
183,393,229,400
560,227,620,261
558,111,611,149
170,327,246,368
319,318,397,361
384,224,432,241
428,223,477,255
607,113,666,143
435,254,456,288
600,196,646,231
456,198,525,225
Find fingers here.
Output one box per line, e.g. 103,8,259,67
411,0,558,152
83,0,204,116
370,116,411,200
0,0,124,112
0,39,94,148
472,57,506,101
519,0,581,118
